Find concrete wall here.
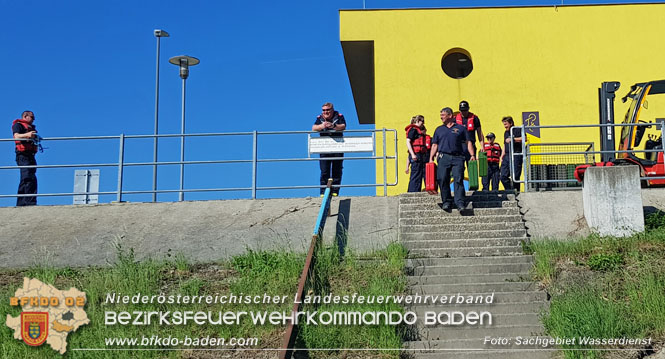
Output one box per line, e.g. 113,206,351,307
518,188,665,239
0,196,398,268
3,188,665,268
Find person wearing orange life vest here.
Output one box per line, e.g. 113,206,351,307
405,115,430,192
456,100,484,162
12,111,38,206
481,132,501,191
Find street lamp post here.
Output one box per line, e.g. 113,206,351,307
169,55,200,202
152,29,169,202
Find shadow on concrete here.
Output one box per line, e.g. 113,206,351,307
335,199,351,259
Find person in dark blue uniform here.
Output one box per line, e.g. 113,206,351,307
12,111,39,206
500,116,524,191
429,107,475,211
312,102,346,196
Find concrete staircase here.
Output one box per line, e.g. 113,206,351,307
399,191,554,359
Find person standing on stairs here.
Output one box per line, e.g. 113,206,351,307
430,107,475,211
405,115,430,192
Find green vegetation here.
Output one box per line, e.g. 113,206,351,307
0,242,406,358
297,242,408,359
528,212,665,358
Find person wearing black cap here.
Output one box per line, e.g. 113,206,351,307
430,107,475,211
455,100,484,162
481,132,501,191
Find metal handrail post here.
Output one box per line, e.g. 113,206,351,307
117,134,125,203
521,125,527,192
179,78,186,202
152,36,162,203
252,130,257,199
393,129,399,187
382,127,387,196
509,128,515,189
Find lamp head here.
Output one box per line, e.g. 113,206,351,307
154,29,170,37
169,55,200,80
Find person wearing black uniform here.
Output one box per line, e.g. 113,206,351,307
429,107,475,211
455,101,484,162
12,111,39,206
481,132,501,191
500,116,523,191
405,115,429,192
312,102,346,196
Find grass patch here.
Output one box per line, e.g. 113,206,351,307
297,242,408,359
0,245,302,358
530,216,665,358
0,242,407,358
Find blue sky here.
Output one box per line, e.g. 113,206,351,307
0,0,656,206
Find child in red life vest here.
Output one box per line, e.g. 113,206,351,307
481,132,501,191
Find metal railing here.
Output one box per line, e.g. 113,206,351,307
1,129,399,204
509,122,665,191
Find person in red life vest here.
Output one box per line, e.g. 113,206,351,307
312,102,346,196
12,111,39,206
481,132,501,191
405,115,430,192
456,100,484,162
500,116,524,191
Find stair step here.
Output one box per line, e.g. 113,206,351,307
404,238,526,249
406,255,533,267
409,302,548,317
407,324,546,341
400,207,521,218
408,272,532,285
401,229,527,239
400,190,516,198
399,291,548,305
408,263,533,276
400,193,516,204
408,246,525,258
403,350,555,359
400,201,517,212
406,336,556,350
401,222,525,232
412,312,543,327
411,282,539,294
400,215,523,226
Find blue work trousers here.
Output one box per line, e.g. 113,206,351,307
407,152,428,192
501,153,523,191
482,163,500,191
16,152,37,206
437,153,466,208
319,153,343,195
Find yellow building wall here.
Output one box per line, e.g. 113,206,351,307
339,4,665,195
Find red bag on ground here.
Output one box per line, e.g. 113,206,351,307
425,162,437,195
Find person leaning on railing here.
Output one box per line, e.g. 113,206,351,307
312,102,346,196
12,110,39,206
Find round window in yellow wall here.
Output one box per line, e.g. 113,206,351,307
441,48,473,79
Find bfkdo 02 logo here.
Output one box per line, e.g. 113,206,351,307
7,278,90,354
